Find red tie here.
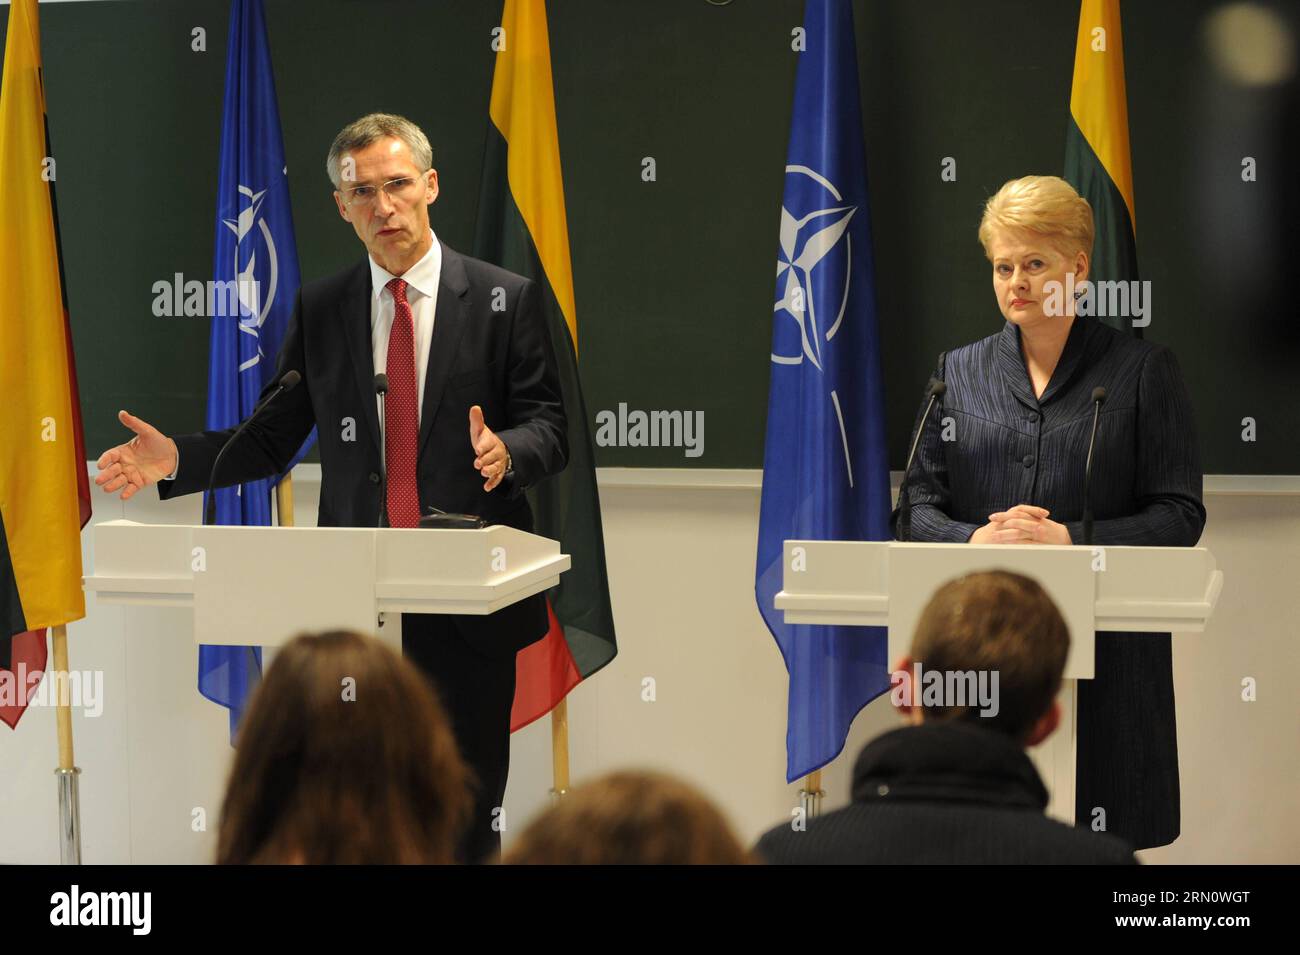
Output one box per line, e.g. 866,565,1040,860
385,278,420,528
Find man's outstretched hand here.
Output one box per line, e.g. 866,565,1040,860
95,410,178,501
469,405,509,493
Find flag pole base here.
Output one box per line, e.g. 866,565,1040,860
55,766,82,865
548,787,568,803
799,770,825,820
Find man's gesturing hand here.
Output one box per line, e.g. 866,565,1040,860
94,410,179,501
469,405,509,493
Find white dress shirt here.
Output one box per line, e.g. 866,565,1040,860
164,231,443,482
370,230,442,431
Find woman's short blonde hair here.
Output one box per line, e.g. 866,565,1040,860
977,175,1094,261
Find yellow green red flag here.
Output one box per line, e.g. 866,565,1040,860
1064,0,1141,334
0,0,92,728
474,0,617,730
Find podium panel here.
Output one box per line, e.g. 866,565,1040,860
375,525,568,615
775,540,1221,825
192,526,378,648
84,520,571,648
888,543,1096,680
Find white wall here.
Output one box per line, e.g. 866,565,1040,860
1,468,1295,863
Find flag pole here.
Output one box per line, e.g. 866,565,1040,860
275,474,295,528
550,697,570,800
51,624,82,864
800,769,824,819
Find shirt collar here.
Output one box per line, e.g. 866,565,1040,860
369,230,441,301
851,721,1048,811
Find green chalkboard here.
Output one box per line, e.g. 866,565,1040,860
4,0,1296,474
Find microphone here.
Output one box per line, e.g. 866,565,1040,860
418,505,486,530
1081,386,1107,546
204,370,302,525
374,373,389,528
897,363,947,543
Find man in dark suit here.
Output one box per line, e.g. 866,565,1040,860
755,571,1137,865
94,113,567,862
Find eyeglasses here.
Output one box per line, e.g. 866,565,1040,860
340,176,426,207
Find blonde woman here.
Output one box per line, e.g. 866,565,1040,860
892,175,1204,850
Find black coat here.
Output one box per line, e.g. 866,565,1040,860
159,243,568,656
892,316,1206,849
755,721,1137,864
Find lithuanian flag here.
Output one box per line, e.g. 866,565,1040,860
474,0,617,731
0,0,91,729
1064,0,1140,334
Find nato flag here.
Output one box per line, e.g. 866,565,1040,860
756,0,893,782
203,0,310,743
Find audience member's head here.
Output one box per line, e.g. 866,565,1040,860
216,629,470,864
894,570,1070,746
503,770,752,865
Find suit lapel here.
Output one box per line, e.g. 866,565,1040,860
341,261,382,452
996,317,1092,409
418,242,471,460
1037,316,1091,405
996,320,1039,410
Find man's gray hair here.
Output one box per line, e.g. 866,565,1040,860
325,113,433,189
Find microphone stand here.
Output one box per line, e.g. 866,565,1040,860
898,377,947,543
204,370,301,526
374,373,389,528
1081,387,1107,546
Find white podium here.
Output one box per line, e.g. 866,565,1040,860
775,542,1222,824
84,520,571,651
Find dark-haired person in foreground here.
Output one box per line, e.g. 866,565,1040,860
504,770,753,865
217,630,470,864
755,571,1137,864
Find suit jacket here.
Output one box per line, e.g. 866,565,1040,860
891,316,1206,849
159,242,568,655
755,722,1137,865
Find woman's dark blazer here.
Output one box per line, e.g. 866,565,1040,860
891,315,1206,849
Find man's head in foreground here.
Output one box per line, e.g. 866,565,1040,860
894,569,1070,747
